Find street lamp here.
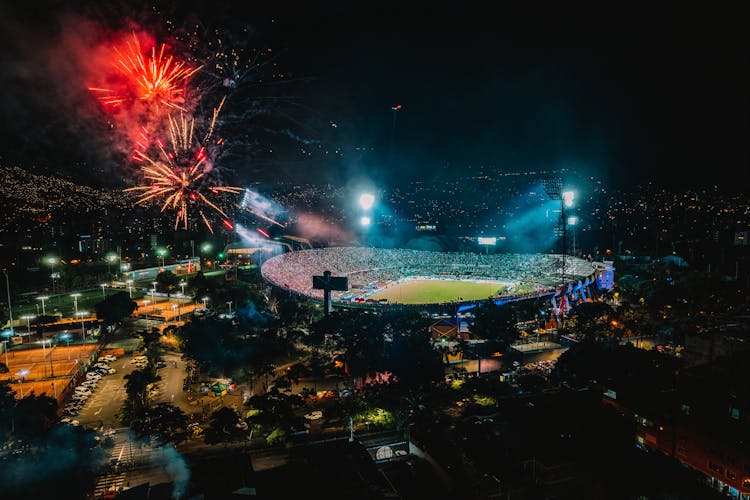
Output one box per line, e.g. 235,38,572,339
100,283,107,299
171,303,179,321
60,333,71,360
2,269,13,336
1,330,11,367
201,297,209,309
71,293,81,316
105,253,119,277
45,257,59,294
40,338,49,376
151,281,158,305
179,281,187,296
156,248,167,267
16,369,30,397
37,295,49,316
226,301,233,316
126,280,133,298
76,311,88,347
20,315,34,336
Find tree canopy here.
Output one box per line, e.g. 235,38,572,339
94,291,136,326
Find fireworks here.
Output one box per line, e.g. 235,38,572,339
125,102,242,233
89,33,201,112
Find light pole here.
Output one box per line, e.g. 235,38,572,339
37,295,49,316
21,315,34,336
105,253,118,277
151,281,157,305
46,257,59,294
2,269,13,335
71,293,81,316
179,281,187,296
172,303,179,321
126,280,133,298
2,332,11,367
60,333,71,360
100,283,107,299
17,369,29,397
202,297,209,310
76,311,88,349
156,248,167,268
226,301,233,316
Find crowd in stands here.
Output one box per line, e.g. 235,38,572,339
261,247,600,302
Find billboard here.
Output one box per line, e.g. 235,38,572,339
477,237,497,246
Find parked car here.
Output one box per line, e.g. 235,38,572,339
304,411,323,420
86,372,102,380
74,387,92,396
104,355,117,362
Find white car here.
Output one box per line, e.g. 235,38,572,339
104,355,117,362
304,411,323,420
75,387,92,395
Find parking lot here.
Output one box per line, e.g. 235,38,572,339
70,350,193,428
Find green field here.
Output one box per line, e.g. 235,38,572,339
368,280,507,304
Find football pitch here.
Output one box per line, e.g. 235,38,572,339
368,279,507,304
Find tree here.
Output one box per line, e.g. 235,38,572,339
142,328,162,368
94,291,136,326
470,301,518,349
386,329,444,389
14,394,58,438
131,403,188,444
0,383,16,443
156,271,179,295
122,368,160,421
204,407,247,445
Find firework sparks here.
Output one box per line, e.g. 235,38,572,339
125,104,242,233
89,33,201,112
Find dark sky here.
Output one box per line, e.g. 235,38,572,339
0,1,746,190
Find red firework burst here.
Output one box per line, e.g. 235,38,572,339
89,33,201,112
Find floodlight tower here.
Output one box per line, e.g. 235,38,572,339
542,177,574,325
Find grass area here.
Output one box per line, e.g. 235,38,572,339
11,288,145,319
368,279,507,304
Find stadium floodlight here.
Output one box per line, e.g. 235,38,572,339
359,193,375,210
360,216,371,226
567,217,578,226
562,191,575,207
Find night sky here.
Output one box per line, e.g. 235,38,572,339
0,1,746,190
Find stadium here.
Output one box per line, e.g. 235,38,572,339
261,247,613,312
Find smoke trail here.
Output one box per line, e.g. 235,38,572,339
155,444,191,500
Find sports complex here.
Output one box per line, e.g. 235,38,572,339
261,247,612,311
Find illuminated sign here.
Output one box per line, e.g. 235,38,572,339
477,237,497,246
